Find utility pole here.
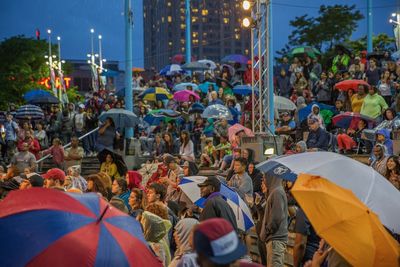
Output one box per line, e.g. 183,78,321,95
367,0,373,52
185,0,191,63
124,0,133,138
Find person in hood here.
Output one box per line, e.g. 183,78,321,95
126,170,144,190
375,128,393,156
259,173,288,267
169,218,199,267
295,141,307,153
307,104,324,129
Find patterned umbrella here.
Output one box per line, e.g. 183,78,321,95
138,87,172,102
197,59,217,70
274,95,297,111
173,82,200,92
201,104,233,120
15,104,44,120
159,64,184,76
0,188,162,266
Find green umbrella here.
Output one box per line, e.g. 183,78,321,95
288,46,321,59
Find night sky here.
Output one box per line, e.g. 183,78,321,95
0,0,398,68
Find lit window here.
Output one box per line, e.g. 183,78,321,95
193,39,199,44
193,8,198,13
181,39,185,44
181,47,185,52
167,2,171,7
235,34,240,40
202,40,207,45
161,17,165,23
144,12,146,18
169,42,173,46
223,18,229,24
192,16,198,23
168,16,172,22
192,32,198,38
201,9,208,16
245,49,249,54
180,24,186,29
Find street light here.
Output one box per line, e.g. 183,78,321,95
242,0,252,10
242,17,251,27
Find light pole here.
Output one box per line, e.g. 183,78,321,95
46,29,57,97
124,0,133,138
389,13,400,51
367,0,373,52
56,36,66,104
185,0,191,63
88,28,99,91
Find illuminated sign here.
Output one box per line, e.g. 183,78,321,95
39,77,71,89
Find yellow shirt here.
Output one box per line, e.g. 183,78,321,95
351,95,365,113
100,162,120,179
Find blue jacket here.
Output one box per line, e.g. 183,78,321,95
306,127,330,151
375,129,393,155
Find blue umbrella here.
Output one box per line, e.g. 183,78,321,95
202,104,233,120
0,188,162,266
99,108,139,129
15,104,44,120
23,89,52,102
29,95,60,105
198,82,218,93
178,176,255,231
233,85,258,95
298,102,335,122
159,64,185,76
221,54,249,64
173,82,199,91
188,103,205,114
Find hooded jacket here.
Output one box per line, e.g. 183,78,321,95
169,218,199,267
375,129,393,156
259,174,288,243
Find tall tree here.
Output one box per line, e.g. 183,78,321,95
346,33,396,54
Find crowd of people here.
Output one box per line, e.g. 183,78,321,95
0,46,399,267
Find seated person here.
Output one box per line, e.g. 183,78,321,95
100,153,120,180
199,138,216,167
375,129,393,156
370,144,389,176
337,119,367,154
306,116,330,151
213,136,231,167
276,111,296,135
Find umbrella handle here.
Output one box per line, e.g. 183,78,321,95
96,205,109,224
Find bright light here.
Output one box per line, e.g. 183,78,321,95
102,59,107,62
52,55,56,58
98,35,102,39
87,60,91,64
390,19,393,23
243,0,251,10
242,17,251,27
87,54,91,57
57,36,61,41
392,13,397,17
95,54,99,57
47,29,51,34
264,148,275,155
44,55,48,58
90,28,94,33
61,60,65,63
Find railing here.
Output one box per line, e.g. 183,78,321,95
36,127,100,164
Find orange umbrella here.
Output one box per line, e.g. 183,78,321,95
132,67,145,72
291,174,400,267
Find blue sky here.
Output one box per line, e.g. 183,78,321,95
0,0,397,68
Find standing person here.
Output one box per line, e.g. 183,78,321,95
96,117,117,152
64,136,84,169
276,69,291,98
34,122,48,150
259,174,288,267
10,142,36,175
4,112,19,161
351,85,367,113
73,104,89,155
85,106,98,156
197,177,238,231
360,86,388,119
41,138,65,170
377,70,394,105
228,157,253,205
365,58,381,86
315,72,332,104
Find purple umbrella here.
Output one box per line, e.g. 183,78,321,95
221,54,249,64
173,90,200,102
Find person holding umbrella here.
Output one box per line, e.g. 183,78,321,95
97,117,118,152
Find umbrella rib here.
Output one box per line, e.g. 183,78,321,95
316,210,369,235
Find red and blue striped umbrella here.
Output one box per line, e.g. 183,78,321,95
0,188,162,267
332,112,376,129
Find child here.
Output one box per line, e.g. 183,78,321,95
41,138,65,170
213,136,232,167
199,139,215,167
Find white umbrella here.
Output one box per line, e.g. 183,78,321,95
197,59,217,70
178,176,254,231
274,95,297,111
256,152,400,234
201,104,233,120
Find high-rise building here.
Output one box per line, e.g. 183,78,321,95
143,0,250,70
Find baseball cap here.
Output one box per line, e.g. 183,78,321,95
26,173,44,187
42,168,65,181
198,176,221,189
194,218,246,264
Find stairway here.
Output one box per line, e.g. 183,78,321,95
39,156,100,177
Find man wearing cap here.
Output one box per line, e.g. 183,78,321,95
42,168,65,190
306,116,330,152
198,177,237,232
19,173,44,190
276,112,296,135
194,218,261,267
10,142,36,175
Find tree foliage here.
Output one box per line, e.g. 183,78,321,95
345,33,396,54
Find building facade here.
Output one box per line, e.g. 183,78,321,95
143,0,250,70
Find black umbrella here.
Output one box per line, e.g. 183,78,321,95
29,95,59,105
97,148,128,177
216,77,233,89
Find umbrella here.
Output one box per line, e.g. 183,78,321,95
335,79,370,91
366,51,385,60
332,112,376,129
221,54,249,64
202,104,233,120
178,176,255,231
15,104,44,120
198,82,218,93
0,188,162,267
197,59,217,70
233,85,258,95
392,51,400,61
171,54,185,64
288,46,321,59
29,95,60,105
132,67,145,72
256,151,400,234
144,109,182,125
292,174,399,267
159,64,184,76
274,95,297,111
228,123,254,143
216,77,233,89
220,64,235,76
138,163,162,186
138,87,172,102
97,148,128,176
188,103,205,114
23,89,52,102
173,90,200,102
298,102,335,122
99,109,139,129
181,61,209,71
100,69,120,77
173,82,200,92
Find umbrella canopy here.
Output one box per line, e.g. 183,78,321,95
171,54,185,64
288,46,321,59
0,188,162,267
392,51,400,61
298,102,335,122
233,85,257,95
15,104,44,120
173,90,200,102
138,87,172,102
228,123,254,143
159,64,184,76
23,89,52,102
97,148,128,176
216,77,233,89
99,109,138,129
178,176,254,231
138,163,162,186
292,174,400,267
198,82,218,93
274,95,297,111
29,95,60,105
221,54,249,64
332,112,376,129
132,67,145,72
256,151,400,234
173,82,199,92
144,109,182,125
100,69,120,77
335,79,370,91
202,104,233,120
181,61,209,71
188,103,205,114
197,59,217,70
220,64,235,76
